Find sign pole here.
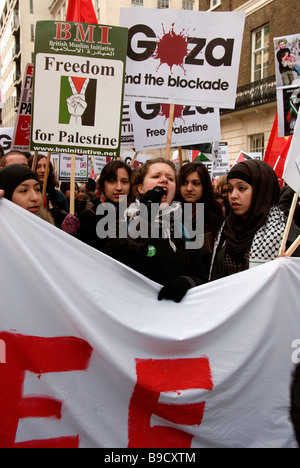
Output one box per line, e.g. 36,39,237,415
129,151,139,168
42,152,51,205
286,234,300,257
70,154,76,215
178,146,183,168
165,104,175,160
32,151,39,173
279,192,299,255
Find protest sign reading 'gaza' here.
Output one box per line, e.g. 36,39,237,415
30,21,128,157
120,9,245,109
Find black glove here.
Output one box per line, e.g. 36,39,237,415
158,277,192,303
139,186,166,222
140,186,166,206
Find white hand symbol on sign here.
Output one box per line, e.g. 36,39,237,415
67,77,90,126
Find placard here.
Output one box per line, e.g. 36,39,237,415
130,102,220,151
31,21,128,158
58,154,88,182
120,9,245,109
11,64,33,152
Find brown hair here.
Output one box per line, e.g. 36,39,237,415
131,158,178,199
28,153,58,189
0,150,29,168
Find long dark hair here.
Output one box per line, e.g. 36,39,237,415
97,160,133,202
178,162,223,239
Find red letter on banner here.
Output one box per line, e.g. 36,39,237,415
0,332,93,448
128,358,213,448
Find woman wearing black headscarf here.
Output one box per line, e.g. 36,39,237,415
209,159,300,281
0,164,54,224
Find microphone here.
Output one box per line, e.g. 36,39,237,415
140,186,167,208
149,186,167,204
139,187,167,223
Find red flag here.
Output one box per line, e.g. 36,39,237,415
66,0,98,24
264,113,292,186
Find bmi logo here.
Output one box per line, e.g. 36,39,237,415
59,76,97,127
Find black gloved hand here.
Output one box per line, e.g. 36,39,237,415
139,186,166,222
140,186,166,206
158,276,192,303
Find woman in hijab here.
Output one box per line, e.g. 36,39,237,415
209,159,300,281
0,164,54,224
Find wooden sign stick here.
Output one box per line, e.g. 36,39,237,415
32,151,39,173
165,104,175,160
279,192,299,255
178,146,183,168
42,152,51,205
286,235,300,257
69,153,76,215
129,152,139,168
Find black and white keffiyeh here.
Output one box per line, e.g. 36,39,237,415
249,205,285,267
125,200,183,252
209,205,286,279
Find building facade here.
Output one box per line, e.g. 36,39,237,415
199,0,300,162
0,0,51,126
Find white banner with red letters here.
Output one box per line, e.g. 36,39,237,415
0,198,299,449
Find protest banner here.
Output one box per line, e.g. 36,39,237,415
11,64,33,152
120,9,245,110
30,21,128,159
0,199,299,448
130,102,220,151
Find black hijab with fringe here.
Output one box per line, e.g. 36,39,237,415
0,164,39,201
225,159,280,262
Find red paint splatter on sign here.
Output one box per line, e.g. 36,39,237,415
152,24,189,74
159,104,185,125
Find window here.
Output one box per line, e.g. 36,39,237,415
252,25,269,82
132,0,144,6
157,0,169,8
183,1,193,10
249,134,265,157
29,0,34,14
210,0,221,8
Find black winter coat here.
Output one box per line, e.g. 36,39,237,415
105,215,210,287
